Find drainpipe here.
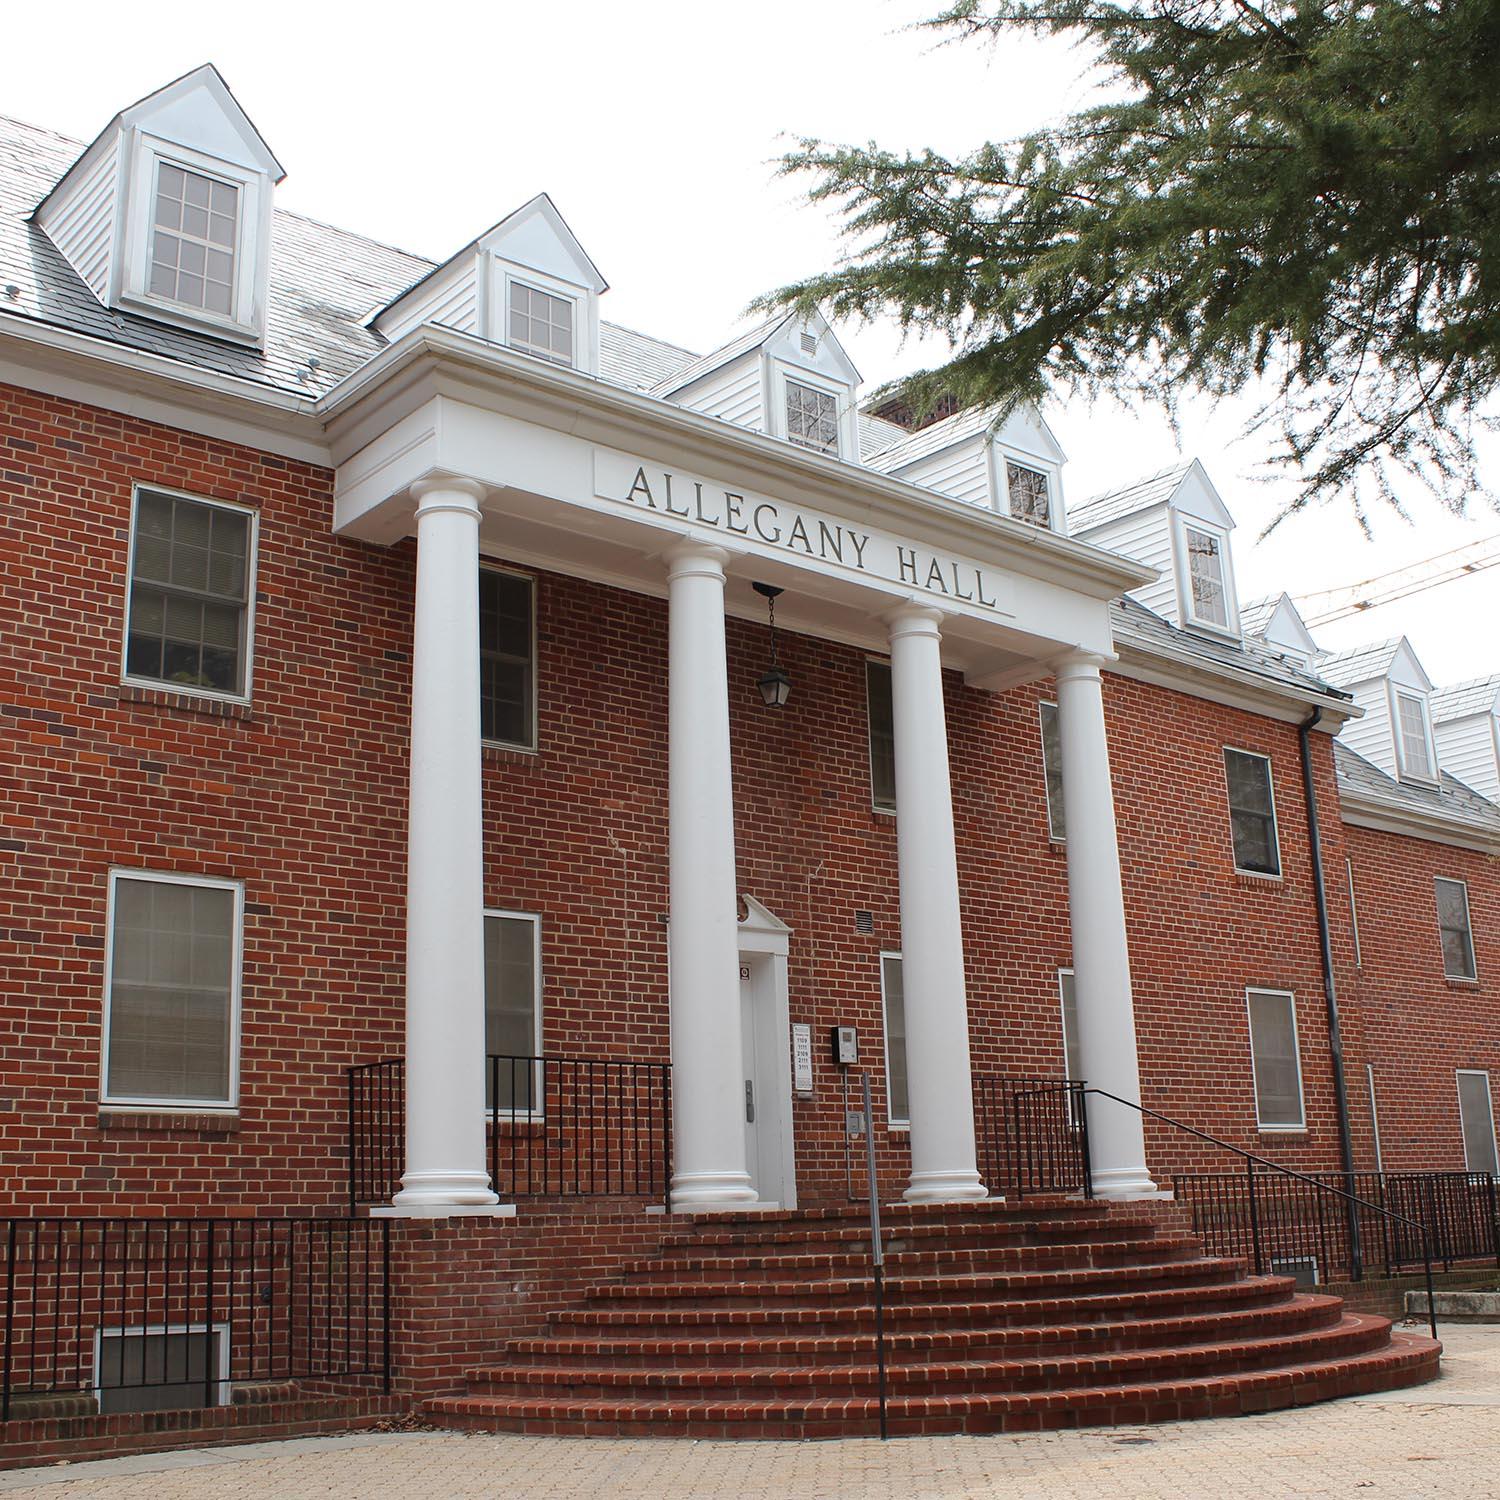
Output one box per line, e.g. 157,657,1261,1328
1299,707,1364,1280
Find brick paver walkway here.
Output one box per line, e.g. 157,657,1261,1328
2,1321,1496,1499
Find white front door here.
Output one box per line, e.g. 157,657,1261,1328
739,956,787,1207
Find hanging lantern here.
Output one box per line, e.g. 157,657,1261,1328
752,581,792,707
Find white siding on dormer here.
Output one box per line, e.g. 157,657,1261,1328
1338,680,1397,776
892,442,990,508
1074,504,1178,621
1434,716,1500,801
375,258,479,344
672,353,764,430
37,134,118,302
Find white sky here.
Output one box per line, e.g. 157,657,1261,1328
6,0,1497,682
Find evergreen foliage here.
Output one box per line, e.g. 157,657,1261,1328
761,1,1500,524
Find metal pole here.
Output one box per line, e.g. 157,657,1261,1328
2,1219,17,1424
1421,1228,1438,1343
860,1073,888,1441
1245,1159,1264,1277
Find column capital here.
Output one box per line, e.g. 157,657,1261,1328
664,538,732,582
410,474,487,516
883,600,947,643
1051,648,1114,684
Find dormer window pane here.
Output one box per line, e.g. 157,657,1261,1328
150,163,237,317
1006,462,1051,528
786,380,839,454
1185,526,1228,627
508,283,574,367
1396,692,1435,779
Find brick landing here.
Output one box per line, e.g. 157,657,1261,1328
421,1196,1441,1438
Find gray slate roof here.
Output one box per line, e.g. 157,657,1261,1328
1316,640,1404,689
1431,676,1500,723
1070,462,1194,533
1334,742,1500,838
647,314,788,396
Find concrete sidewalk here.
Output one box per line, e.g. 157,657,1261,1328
2,1321,1497,1499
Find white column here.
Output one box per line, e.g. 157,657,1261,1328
665,540,757,1210
887,604,986,1203
391,477,500,1210
1054,651,1159,1198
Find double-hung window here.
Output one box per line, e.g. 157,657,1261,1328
1246,988,1305,1130
479,568,536,749
866,661,897,813
785,379,840,455
1039,701,1066,841
1006,461,1051,528
508,282,574,366
1457,1071,1499,1174
1183,524,1230,629
880,953,908,1126
150,162,238,317
103,871,242,1109
1435,877,1477,981
124,488,254,699
1395,691,1436,781
1224,749,1281,876
484,911,542,1113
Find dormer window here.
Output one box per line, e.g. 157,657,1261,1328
1184,524,1229,629
1395,690,1436,781
508,281,574,367
150,163,238,316
786,379,839,454
1006,461,1051,528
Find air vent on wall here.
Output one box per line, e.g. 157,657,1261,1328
801,332,818,355
854,910,874,933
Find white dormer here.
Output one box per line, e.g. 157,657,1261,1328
651,311,861,461
1432,677,1500,802
865,403,1070,536
1241,593,1321,667
34,65,283,346
1068,460,1241,637
373,194,606,376
1320,638,1439,784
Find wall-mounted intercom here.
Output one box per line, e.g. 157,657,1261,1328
830,1025,859,1066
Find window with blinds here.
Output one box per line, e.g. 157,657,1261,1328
484,911,541,1113
1039,701,1066,841
1246,989,1304,1130
1457,1071,1498,1174
1435,877,1477,981
1395,691,1436,780
880,954,908,1126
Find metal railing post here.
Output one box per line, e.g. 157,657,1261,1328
347,1068,358,1217
1245,1160,1264,1277
202,1221,216,1410
2,1219,16,1424
860,1072,888,1441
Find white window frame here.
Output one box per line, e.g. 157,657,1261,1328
1347,858,1362,968
986,445,1066,534
1057,967,1079,1079
502,273,579,369
1245,987,1306,1132
772,364,846,459
1456,1069,1499,1174
1391,686,1439,784
1001,457,1053,529
866,658,897,816
1435,876,1478,982
100,869,244,1112
119,133,269,344
879,951,908,1129
484,908,544,1120
94,1321,231,1411
121,483,259,706
1174,515,1239,636
1038,700,1066,843
1222,746,1282,879
478,561,538,753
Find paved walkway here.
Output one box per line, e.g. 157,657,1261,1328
3,1322,1498,1499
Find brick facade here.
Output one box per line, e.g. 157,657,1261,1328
1,378,1495,1218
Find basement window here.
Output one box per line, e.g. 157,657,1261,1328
95,1325,228,1414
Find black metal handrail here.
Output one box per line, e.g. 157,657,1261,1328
348,1054,673,1213
1079,1088,1441,1341
974,1075,1092,1198
1,1217,390,1423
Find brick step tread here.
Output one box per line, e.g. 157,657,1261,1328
662,1215,1166,1251
505,1294,1345,1363
625,1235,1203,1278
582,1256,1246,1302
464,1312,1392,1398
676,1196,1095,1227
424,1332,1440,1433
553,1275,1298,1330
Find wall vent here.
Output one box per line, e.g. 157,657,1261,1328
854,909,874,933
800,332,818,355
1269,1254,1320,1289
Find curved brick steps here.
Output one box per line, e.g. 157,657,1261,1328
422,1200,1441,1438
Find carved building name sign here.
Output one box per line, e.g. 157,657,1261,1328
593,451,1009,614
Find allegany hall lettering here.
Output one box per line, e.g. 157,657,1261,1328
601,457,1004,611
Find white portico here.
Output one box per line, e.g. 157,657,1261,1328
325,320,1160,1212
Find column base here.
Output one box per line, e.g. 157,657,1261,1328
669,1170,759,1213
903,1169,988,1203
1090,1165,1167,1200
371,1203,517,1218
391,1170,500,1210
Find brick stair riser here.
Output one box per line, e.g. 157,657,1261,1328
423,1338,1440,1440
628,1236,1203,1280
495,1297,1347,1370
664,1215,1154,1252
675,1196,1096,1229
552,1276,1301,1333
461,1315,1393,1401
